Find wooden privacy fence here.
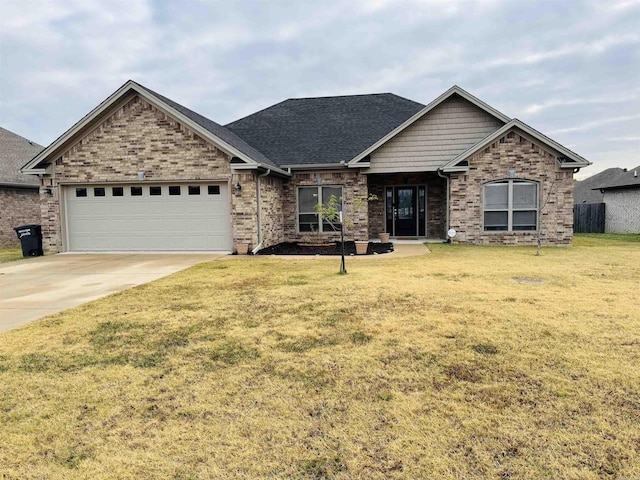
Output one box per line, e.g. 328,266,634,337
574,203,605,233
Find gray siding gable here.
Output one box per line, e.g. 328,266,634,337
367,94,505,173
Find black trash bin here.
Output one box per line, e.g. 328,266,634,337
14,224,43,257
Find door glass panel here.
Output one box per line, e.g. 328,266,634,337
418,186,426,237
397,188,414,219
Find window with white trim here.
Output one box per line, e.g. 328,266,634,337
483,180,538,231
297,186,343,232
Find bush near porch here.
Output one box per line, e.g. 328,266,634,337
0,235,638,478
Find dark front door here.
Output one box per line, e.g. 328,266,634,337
386,186,426,237
395,187,417,236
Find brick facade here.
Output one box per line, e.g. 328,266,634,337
282,170,369,242
259,175,285,247
449,130,574,245
38,95,257,253
0,187,41,248
367,173,447,239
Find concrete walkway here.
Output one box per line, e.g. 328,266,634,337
0,253,222,333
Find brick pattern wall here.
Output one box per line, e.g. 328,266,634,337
282,170,369,242
231,172,257,250
449,130,575,245
39,95,241,253
0,187,41,247
367,172,447,238
259,175,285,247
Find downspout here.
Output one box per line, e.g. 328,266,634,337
437,168,450,241
252,168,271,254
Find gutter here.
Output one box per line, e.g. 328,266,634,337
252,168,271,254
437,168,451,240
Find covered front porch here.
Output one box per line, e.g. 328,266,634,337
367,172,447,241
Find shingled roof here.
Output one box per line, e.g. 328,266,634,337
0,127,43,187
225,93,425,167
594,166,640,191
575,167,635,203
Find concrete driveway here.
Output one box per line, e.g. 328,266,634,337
0,253,223,333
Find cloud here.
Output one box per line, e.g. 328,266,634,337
523,92,640,115
0,0,638,173
548,114,640,135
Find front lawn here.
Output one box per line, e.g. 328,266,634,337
0,237,638,478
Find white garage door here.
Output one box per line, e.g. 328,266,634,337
64,183,231,252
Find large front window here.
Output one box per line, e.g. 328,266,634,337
298,186,343,232
483,180,538,231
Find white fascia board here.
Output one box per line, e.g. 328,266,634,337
346,85,511,166
280,163,349,170
230,164,260,170
21,169,46,175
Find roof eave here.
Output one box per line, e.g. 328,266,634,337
346,85,511,166
280,163,350,171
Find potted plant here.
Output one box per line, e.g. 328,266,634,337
235,241,250,255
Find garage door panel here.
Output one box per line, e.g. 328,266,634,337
65,183,231,251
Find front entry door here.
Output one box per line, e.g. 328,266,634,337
395,187,417,236
386,186,426,237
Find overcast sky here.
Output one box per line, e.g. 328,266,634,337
1,0,638,179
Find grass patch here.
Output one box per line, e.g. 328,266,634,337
0,247,23,263
0,236,639,478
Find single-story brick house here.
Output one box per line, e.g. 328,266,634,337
21,81,590,253
0,127,44,248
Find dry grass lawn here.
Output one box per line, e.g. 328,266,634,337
1,235,639,479
0,247,23,264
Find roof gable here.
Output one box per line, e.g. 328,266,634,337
22,80,286,175
441,119,591,173
347,85,510,166
366,94,505,173
0,127,43,187
225,93,425,167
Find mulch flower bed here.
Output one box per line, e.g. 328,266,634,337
255,241,394,256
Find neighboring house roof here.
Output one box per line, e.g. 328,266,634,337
225,93,425,167
575,167,629,203
593,166,640,191
22,80,288,176
0,127,43,188
440,118,591,173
